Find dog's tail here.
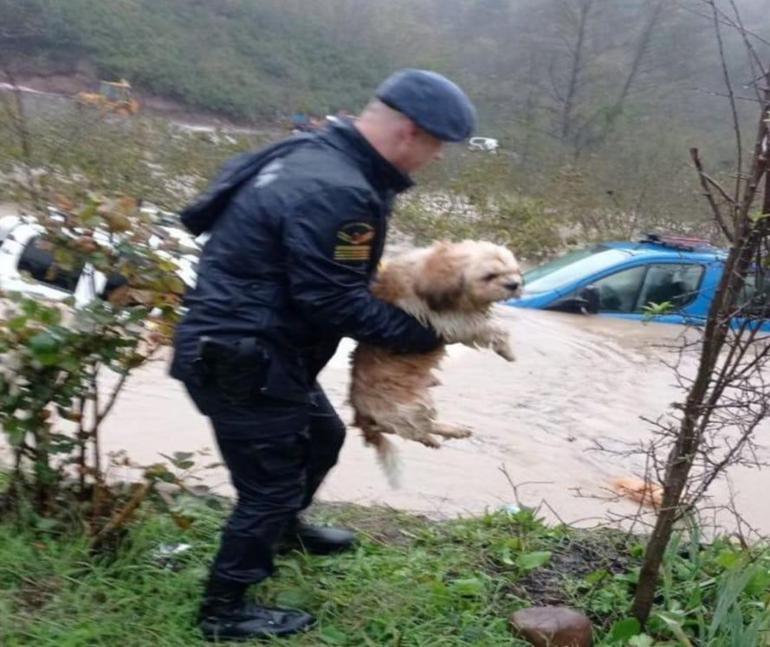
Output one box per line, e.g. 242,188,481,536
361,426,401,489
376,435,401,489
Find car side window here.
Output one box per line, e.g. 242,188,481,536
592,266,647,312
738,272,770,317
17,236,83,293
635,264,704,311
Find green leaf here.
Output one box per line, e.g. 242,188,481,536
585,569,610,585
145,463,177,483
616,568,640,584
715,549,740,570
656,612,694,647
319,625,348,644
499,548,515,566
630,543,645,558
610,617,641,641
35,517,61,532
628,634,655,647
60,356,82,372
275,588,314,609
496,536,521,565
156,470,177,484
38,307,62,326
744,568,770,597
642,301,674,317
7,315,29,331
49,434,78,453
21,300,40,317
36,352,62,367
5,421,26,446
160,451,196,470
517,551,552,571
28,332,60,357
449,577,486,596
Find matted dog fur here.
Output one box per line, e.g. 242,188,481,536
350,240,523,485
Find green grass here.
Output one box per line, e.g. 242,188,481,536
1,500,769,646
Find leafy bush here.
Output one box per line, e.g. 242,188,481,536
0,192,191,542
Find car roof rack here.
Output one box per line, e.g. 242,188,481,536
639,232,715,251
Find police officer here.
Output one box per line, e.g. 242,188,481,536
171,69,477,641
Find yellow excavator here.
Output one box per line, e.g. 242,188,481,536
75,79,140,116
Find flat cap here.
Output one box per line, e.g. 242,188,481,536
376,69,477,142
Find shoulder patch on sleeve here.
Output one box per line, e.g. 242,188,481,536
334,221,375,262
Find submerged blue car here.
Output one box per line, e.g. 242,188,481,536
507,234,769,329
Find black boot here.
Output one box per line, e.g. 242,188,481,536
279,519,357,555
199,577,315,641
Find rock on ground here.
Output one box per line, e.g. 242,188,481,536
509,606,592,647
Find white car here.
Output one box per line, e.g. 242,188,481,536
468,137,499,153
0,214,199,307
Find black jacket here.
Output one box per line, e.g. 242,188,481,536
170,119,439,401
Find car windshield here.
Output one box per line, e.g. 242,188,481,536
524,245,632,294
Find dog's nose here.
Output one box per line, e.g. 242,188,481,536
505,281,520,292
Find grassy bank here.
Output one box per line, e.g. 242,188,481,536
1,499,769,646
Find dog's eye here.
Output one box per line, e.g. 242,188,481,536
483,272,499,282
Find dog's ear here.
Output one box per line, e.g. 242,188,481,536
414,242,465,311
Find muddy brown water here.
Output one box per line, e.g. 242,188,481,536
75,307,765,535
0,211,765,532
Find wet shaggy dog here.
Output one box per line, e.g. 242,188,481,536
350,240,523,484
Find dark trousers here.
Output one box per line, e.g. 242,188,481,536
185,382,346,585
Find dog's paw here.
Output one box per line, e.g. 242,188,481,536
432,422,473,439
493,340,516,362
418,435,442,449
453,426,473,439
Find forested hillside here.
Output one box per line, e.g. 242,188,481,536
2,0,766,128
1,0,768,241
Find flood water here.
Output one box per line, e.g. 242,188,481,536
91,306,770,535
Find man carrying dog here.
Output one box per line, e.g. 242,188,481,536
170,69,476,641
